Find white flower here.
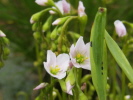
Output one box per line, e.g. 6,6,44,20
44,50,70,79
62,0,70,14
33,83,48,90
49,0,70,15
35,0,48,6
78,1,86,17
66,81,73,95
69,36,91,70
114,20,127,37
125,95,131,99
0,30,6,37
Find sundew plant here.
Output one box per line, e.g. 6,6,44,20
1,0,132,100
30,0,133,100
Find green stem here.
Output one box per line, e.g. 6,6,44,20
58,16,78,53
121,71,126,100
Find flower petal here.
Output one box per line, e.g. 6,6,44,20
57,54,70,72
55,72,66,79
70,44,76,57
66,81,73,95
80,59,91,70
47,50,56,66
75,36,86,55
114,20,127,37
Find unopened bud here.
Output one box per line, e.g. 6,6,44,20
33,32,41,41
62,45,67,52
33,83,48,90
78,1,86,17
35,0,54,6
0,30,6,37
50,27,58,40
32,23,38,31
30,10,46,24
2,37,10,45
42,16,53,32
114,20,127,37
52,16,69,25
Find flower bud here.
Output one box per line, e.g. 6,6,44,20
30,10,46,24
65,69,75,86
33,32,41,41
35,0,54,6
0,30,6,37
33,83,48,90
42,16,53,32
52,16,69,25
50,27,58,40
62,45,67,52
32,23,38,31
2,37,10,45
114,20,127,37
78,1,86,17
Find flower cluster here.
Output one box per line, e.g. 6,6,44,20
44,36,91,80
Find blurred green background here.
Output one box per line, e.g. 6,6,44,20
0,0,133,100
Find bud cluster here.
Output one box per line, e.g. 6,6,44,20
0,30,10,68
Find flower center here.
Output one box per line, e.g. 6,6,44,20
75,53,88,64
50,65,60,75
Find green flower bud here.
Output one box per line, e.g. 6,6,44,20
42,16,53,32
52,16,70,26
51,43,56,51
30,10,46,24
3,47,10,56
41,43,46,49
2,37,10,45
33,32,41,41
50,27,58,40
78,15,88,35
65,69,75,85
59,80,67,92
32,23,38,31
62,45,67,52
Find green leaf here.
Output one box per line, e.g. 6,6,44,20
105,31,133,83
90,7,107,100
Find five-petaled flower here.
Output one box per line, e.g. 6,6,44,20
114,20,127,37
43,50,70,79
69,36,91,70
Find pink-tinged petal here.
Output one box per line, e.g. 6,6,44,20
78,1,86,17
0,30,6,37
75,36,86,54
80,59,91,70
66,81,73,95
33,83,47,90
52,19,61,25
84,42,90,56
55,1,63,14
49,10,56,14
56,54,70,71
35,0,48,6
55,72,66,79
43,62,51,74
47,50,56,66
70,44,76,57
62,0,70,14
114,20,127,37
